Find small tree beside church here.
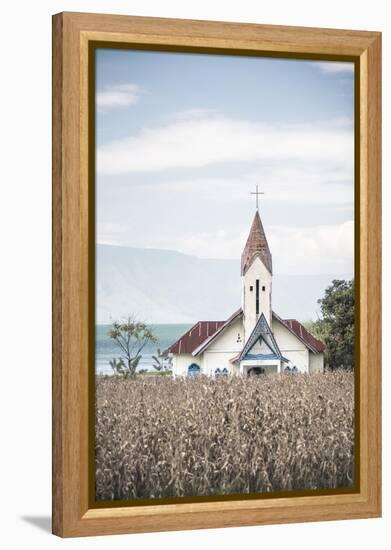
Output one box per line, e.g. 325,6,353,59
108,317,158,378
310,279,354,370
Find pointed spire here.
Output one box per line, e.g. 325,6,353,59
241,210,272,275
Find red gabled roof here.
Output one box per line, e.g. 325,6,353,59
281,318,326,353
167,310,325,356
166,320,225,354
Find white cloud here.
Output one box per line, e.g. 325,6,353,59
96,83,140,110
162,108,216,122
312,62,355,74
134,220,354,276
155,169,353,207
268,220,354,275
154,229,248,261
97,113,353,176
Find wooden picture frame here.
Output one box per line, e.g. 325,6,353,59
52,11,381,537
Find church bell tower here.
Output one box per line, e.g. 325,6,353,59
241,191,272,341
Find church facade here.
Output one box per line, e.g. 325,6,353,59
167,207,325,377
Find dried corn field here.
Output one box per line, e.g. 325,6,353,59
95,372,354,501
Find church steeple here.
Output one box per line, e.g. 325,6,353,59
241,209,272,276
241,196,273,340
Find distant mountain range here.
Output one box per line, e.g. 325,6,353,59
96,244,350,324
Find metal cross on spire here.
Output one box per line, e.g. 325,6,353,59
250,184,264,210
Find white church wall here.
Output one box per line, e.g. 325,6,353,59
205,317,244,352
203,352,237,375
242,256,272,339
272,317,307,351
282,350,309,372
309,352,324,373
198,318,243,375
272,317,309,372
199,318,243,375
172,353,203,377
172,351,238,377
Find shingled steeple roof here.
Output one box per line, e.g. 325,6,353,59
241,210,272,275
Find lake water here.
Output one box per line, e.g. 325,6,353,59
96,324,192,374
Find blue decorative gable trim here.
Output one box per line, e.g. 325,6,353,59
243,352,281,361
239,313,288,362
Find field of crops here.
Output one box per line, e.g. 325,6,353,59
95,372,354,501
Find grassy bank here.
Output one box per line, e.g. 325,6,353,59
95,372,354,501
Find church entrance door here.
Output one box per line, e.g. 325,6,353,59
248,367,265,377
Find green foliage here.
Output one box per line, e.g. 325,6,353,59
312,279,355,370
152,348,173,372
137,368,149,375
108,317,158,378
109,358,126,376
302,319,329,344
155,369,173,377
136,369,173,377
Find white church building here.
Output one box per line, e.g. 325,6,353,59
167,202,325,377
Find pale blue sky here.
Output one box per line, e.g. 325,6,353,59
96,48,355,276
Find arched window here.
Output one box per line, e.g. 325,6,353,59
214,368,221,377
222,368,229,377
188,363,201,377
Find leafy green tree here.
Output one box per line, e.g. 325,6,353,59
302,319,329,344
108,318,158,378
313,279,355,370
